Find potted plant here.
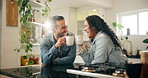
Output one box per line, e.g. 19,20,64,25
112,22,124,42
15,0,52,66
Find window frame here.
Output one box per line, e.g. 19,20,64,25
118,9,148,36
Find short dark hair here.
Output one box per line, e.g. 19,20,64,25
50,15,65,28
51,15,64,21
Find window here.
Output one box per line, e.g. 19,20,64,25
118,10,148,35
139,11,148,35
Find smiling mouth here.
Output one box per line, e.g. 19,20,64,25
85,31,89,34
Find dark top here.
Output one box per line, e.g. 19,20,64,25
40,32,76,66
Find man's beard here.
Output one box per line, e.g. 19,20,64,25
57,32,66,38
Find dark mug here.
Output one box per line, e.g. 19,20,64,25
125,63,142,78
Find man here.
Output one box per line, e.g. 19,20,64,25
40,15,76,66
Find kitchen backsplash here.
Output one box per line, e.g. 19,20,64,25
119,35,148,55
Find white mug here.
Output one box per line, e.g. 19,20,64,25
75,35,83,45
66,36,74,46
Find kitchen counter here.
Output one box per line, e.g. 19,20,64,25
0,65,41,78
0,63,123,78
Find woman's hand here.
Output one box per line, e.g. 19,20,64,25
78,44,85,55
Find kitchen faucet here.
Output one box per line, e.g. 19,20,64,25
121,37,132,56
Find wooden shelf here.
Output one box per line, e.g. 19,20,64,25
29,0,44,8
30,22,44,26
21,43,40,46
20,64,41,67
33,43,40,46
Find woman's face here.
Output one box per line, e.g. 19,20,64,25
83,21,97,38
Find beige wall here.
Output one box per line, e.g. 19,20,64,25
1,0,20,69
0,0,2,70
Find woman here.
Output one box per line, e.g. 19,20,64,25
79,15,127,66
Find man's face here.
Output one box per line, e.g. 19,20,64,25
54,20,68,38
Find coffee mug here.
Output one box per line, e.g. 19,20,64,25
66,36,74,46
125,63,142,78
75,35,83,45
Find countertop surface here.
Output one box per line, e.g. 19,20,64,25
0,66,41,78
0,63,125,78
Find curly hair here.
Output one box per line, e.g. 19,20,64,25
86,15,121,48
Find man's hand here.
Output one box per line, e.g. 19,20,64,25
54,36,66,48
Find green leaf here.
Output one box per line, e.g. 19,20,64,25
22,34,26,38
28,60,34,65
143,39,148,43
17,49,20,52
42,9,45,12
27,14,33,18
42,13,45,16
29,43,33,48
28,5,32,10
20,17,24,22
29,49,32,52
27,45,29,49
48,0,52,2
25,49,28,53
23,55,28,59
26,31,30,34
126,36,128,40
45,10,48,12
18,0,23,6
118,24,124,28
112,22,117,27
19,9,23,14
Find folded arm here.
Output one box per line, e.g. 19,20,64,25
40,39,76,65
52,45,76,65
40,39,58,66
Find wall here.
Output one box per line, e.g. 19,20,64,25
1,0,20,69
106,0,148,55
76,6,106,20
0,1,11,77
50,8,69,24
0,0,41,69
0,0,2,69
68,7,77,34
